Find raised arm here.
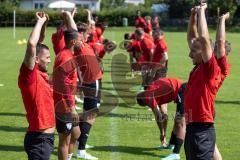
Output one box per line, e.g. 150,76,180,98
86,9,93,25
23,12,47,70
38,13,49,43
187,8,198,49
216,12,230,59
197,3,212,62
62,10,77,31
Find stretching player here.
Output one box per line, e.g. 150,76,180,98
136,78,186,160
75,22,102,160
52,11,80,160
18,12,55,160
184,4,222,159
135,10,146,29
134,28,155,89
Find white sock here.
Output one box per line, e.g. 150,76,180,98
67,153,73,160
77,149,86,155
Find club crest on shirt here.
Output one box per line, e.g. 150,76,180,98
66,123,72,130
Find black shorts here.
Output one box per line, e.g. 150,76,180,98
56,118,79,135
82,80,101,111
24,132,54,160
184,123,216,160
175,82,187,116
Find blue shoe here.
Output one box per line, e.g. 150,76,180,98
161,153,180,160
156,144,174,150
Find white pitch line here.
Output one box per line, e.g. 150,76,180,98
0,84,4,87
109,115,120,160
109,31,121,160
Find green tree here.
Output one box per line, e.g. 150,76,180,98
208,0,238,18
167,0,194,18
101,0,125,9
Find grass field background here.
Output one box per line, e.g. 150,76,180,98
0,27,239,160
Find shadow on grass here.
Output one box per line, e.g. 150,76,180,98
0,144,24,152
215,100,240,105
0,112,25,117
103,113,126,119
0,125,26,132
92,145,165,158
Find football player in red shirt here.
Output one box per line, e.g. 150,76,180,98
152,29,168,81
52,11,80,160
135,10,147,29
51,24,66,55
184,4,222,160
18,12,55,160
134,28,155,89
51,9,77,56
144,16,153,35
136,78,186,160
75,22,102,160
86,9,103,44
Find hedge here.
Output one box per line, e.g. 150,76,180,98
0,7,238,27
0,7,153,27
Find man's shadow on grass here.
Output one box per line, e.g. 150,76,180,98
215,100,240,105
92,145,165,158
0,144,24,152
0,112,25,117
0,125,26,132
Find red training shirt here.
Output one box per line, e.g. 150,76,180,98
135,17,146,29
75,42,103,84
144,78,184,109
52,26,65,55
18,64,55,132
138,35,155,63
52,48,77,114
90,42,106,59
184,55,221,123
153,38,168,63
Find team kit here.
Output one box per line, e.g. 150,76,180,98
18,2,231,160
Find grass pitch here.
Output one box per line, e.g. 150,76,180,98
0,27,239,160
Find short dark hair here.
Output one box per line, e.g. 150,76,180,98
36,43,49,56
135,28,144,37
77,22,88,33
153,28,164,36
64,29,79,45
124,33,131,40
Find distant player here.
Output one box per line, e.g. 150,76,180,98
144,16,153,35
134,28,155,89
135,10,147,29
151,29,168,82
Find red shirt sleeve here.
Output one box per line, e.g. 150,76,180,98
96,27,103,36
145,88,158,109
19,63,37,85
52,27,65,55
217,55,230,76
144,23,152,33
92,43,105,59
160,39,168,53
203,54,220,79
144,38,155,51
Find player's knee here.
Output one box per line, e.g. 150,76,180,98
162,113,168,122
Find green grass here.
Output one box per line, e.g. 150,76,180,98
0,27,240,160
